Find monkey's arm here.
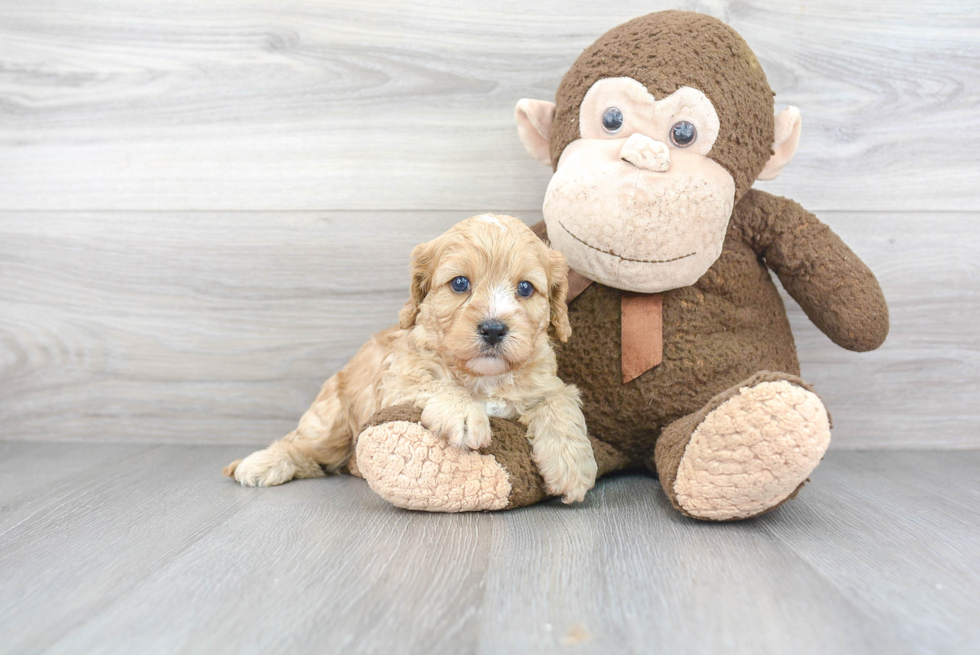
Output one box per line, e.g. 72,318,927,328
732,189,889,352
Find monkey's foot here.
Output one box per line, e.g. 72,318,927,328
354,405,549,512
656,372,831,521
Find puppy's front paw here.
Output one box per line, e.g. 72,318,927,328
421,400,492,450
554,470,595,505
227,446,297,487
531,431,598,504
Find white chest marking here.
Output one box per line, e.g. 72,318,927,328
483,398,513,418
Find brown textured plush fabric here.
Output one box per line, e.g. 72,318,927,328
731,190,890,351
549,188,885,466
363,404,424,429
589,436,632,478
550,10,775,201
482,416,549,509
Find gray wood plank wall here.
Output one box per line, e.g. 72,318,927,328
1,1,978,448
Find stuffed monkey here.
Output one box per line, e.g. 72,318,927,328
353,10,888,519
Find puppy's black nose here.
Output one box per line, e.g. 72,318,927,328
478,319,508,346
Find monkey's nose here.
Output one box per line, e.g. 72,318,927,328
620,133,670,172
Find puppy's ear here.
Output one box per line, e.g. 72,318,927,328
399,240,435,329
547,249,572,342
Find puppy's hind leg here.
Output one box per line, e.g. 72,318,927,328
225,376,353,487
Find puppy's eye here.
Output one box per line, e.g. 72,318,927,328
669,121,697,147
450,276,470,293
602,107,624,134
516,281,534,298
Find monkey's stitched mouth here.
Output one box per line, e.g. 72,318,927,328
558,221,696,264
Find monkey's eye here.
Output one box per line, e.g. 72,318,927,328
602,107,624,133
450,276,470,293
516,281,534,298
670,121,697,147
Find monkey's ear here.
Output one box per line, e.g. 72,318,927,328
398,240,435,329
758,107,802,181
515,99,557,166
547,249,572,342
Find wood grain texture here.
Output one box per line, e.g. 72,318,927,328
0,211,467,444
0,0,977,212
1,210,977,448
0,441,149,504
764,450,980,654
0,444,976,654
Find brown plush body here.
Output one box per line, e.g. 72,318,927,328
349,11,889,519
559,188,887,466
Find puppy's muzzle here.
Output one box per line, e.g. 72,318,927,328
478,319,508,347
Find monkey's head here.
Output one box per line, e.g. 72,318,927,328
516,11,802,293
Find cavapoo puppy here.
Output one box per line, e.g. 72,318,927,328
224,214,598,503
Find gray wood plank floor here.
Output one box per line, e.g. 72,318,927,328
1,444,976,655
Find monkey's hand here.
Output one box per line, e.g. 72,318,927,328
736,190,889,352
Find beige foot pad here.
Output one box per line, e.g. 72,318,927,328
356,421,511,512
673,380,831,521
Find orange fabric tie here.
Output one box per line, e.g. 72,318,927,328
620,292,663,383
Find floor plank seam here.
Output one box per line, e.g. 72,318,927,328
0,445,170,541
39,494,256,652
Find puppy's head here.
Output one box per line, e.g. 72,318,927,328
399,214,571,377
